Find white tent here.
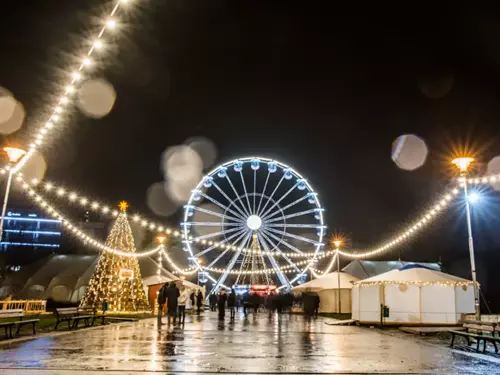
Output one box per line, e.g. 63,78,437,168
292,272,360,313
0,255,202,304
342,260,441,280
352,265,475,325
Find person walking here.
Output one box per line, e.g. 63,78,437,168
313,293,321,318
217,289,227,320
227,289,236,320
157,282,168,327
209,293,217,312
242,292,250,317
178,287,190,325
189,291,195,311
166,281,180,325
196,290,203,315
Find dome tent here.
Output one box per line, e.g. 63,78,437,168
292,272,360,313
352,264,475,325
0,254,190,304
342,260,441,280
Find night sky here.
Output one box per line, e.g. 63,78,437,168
2,1,500,309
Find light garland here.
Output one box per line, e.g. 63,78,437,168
3,168,496,277
18,176,325,257
17,178,163,258
161,248,199,276
185,253,334,275
355,280,475,287
336,187,461,259
13,0,132,174
8,173,498,263
311,251,339,278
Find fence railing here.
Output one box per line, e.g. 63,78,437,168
0,300,47,314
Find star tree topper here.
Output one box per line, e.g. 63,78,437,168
119,201,129,211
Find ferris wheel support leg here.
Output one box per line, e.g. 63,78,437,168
258,234,291,288
260,230,301,273
209,246,245,295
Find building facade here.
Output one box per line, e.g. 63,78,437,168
0,210,62,270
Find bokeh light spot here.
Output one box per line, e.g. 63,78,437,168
146,182,179,217
486,156,500,191
0,88,25,135
162,145,203,185
77,78,116,118
185,136,217,170
391,134,428,171
21,151,47,181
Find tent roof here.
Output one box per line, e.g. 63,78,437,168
355,265,472,285
1,254,185,300
342,260,441,280
292,272,360,292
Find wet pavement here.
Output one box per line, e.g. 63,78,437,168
0,311,499,374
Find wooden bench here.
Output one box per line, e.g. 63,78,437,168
450,320,500,353
0,309,39,339
54,308,93,330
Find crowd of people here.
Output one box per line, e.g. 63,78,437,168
157,281,204,326
157,281,321,327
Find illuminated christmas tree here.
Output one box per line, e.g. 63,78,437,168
80,202,150,312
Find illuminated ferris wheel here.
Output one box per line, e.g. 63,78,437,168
182,157,326,292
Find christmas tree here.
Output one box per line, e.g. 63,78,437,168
80,202,150,312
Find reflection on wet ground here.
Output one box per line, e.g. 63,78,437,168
0,311,499,374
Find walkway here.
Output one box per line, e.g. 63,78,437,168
0,312,498,374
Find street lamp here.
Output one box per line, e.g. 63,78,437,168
0,147,27,242
452,156,480,320
333,239,342,314
156,235,167,245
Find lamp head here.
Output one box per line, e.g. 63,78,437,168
333,240,342,248
3,147,26,163
452,157,474,173
156,235,167,245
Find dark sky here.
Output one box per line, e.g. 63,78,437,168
2,1,500,306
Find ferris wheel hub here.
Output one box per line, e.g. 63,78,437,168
246,215,262,231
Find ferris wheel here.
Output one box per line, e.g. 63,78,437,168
182,157,326,293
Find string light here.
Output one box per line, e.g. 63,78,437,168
9,173,475,265
17,180,162,258
336,187,461,259
356,280,475,287
3,166,497,280
12,0,131,174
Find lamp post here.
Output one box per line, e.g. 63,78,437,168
333,240,342,314
452,157,480,320
0,147,27,242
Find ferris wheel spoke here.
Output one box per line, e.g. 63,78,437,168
256,171,270,215
265,208,318,224
206,229,249,268
260,181,300,219
209,235,248,294
189,221,243,227
257,175,285,217
265,227,323,246
191,206,245,223
261,228,310,255
239,170,253,215
253,169,256,214
260,231,301,273
235,234,253,284
225,175,251,217
265,223,324,229
193,228,247,257
258,233,292,287
193,226,245,241
199,190,247,221
261,194,308,221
